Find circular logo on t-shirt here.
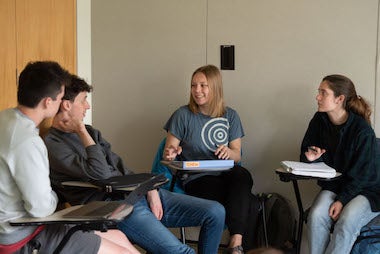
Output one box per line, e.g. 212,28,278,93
201,117,230,152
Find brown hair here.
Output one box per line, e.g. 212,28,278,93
63,74,93,102
188,65,225,117
322,74,372,124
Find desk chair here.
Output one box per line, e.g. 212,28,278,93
152,139,262,251
151,138,189,244
7,174,165,254
151,138,185,193
290,137,380,254
6,205,127,254
151,138,241,193
151,138,233,247
275,169,340,254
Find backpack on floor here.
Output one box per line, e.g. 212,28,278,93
254,193,297,253
242,193,261,251
351,215,380,254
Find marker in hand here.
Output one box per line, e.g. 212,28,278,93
215,144,229,160
164,145,182,161
305,146,326,162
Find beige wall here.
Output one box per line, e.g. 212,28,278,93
91,0,379,209
77,0,92,124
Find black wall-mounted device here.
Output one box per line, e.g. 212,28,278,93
220,45,235,70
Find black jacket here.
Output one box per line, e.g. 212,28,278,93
300,111,380,211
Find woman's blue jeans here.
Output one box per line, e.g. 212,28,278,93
117,189,225,254
307,190,379,254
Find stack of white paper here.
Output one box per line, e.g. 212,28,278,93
281,161,337,178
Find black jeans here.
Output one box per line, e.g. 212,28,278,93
184,165,254,235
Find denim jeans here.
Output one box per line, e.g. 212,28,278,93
307,190,380,254
117,189,225,254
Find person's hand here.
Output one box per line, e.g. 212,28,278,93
56,113,86,134
163,145,182,161
329,201,343,221
146,189,163,220
215,144,230,160
305,146,326,162
62,118,84,133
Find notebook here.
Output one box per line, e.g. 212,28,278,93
281,161,337,178
62,173,168,192
10,174,168,225
169,160,234,171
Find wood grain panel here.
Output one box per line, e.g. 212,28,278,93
15,0,77,135
16,0,77,73
0,0,17,110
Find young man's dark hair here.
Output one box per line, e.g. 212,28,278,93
17,61,71,108
62,74,93,101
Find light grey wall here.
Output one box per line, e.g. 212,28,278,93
77,0,92,124
92,0,379,209
92,0,207,170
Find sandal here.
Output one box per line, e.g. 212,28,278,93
224,245,244,254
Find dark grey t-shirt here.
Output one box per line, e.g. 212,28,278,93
164,105,244,161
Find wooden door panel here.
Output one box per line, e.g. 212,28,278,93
15,0,76,135
0,0,17,110
16,0,77,74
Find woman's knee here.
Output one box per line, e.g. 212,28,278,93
308,190,335,220
334,197,373,233
229,166,253,185
308,204,330,225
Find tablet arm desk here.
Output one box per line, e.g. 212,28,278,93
9,174,167,254
9,205,130,254
275,168,341,254
160,160,232,244
160,160,232,192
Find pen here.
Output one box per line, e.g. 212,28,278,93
308,146,318,153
